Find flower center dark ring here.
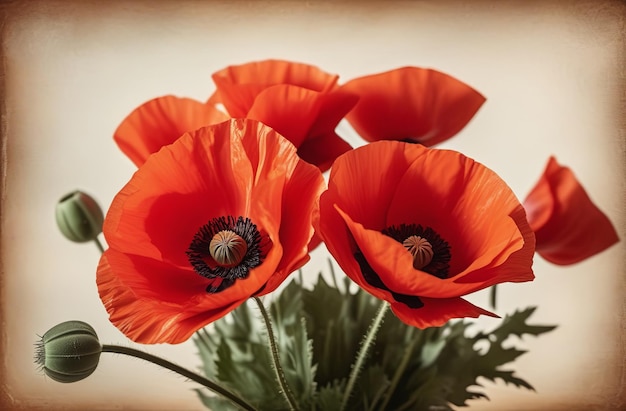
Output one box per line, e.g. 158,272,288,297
186,215,265,293
382,223,451,279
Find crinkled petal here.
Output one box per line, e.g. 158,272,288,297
247,85,357,171
524,156,619,265
318,196,496,327
104,121,254,267
260,160,325,294
238,121,325,293
318,141,534,301
247,85,323,148
385,144,535,286
324,141,417,230
211,59,339,117
101,119,322,343
335,205,444,297
97,250,246,344
114,95,228,167
335,206,532,298
341,67,485,145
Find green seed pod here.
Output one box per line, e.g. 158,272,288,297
55,190,104,243
35,320,102,383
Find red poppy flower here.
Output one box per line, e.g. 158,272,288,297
97,119,325,344
113,95,229,167
316,141,535,328
209,59,358,171
339,67,486,146
523,156,619,265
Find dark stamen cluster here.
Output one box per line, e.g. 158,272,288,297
382,223,451,279
187,216,265,293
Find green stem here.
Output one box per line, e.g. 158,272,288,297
94,236,105,254
253,297,299,411
101,345,257,411
376,328,421,411
328,258,340,290
490,284,498,310
340,301,389,411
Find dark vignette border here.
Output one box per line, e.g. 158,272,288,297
0,0,624,410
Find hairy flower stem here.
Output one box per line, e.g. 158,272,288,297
253,297,299,411
101,345,257,411
340,301,389,411
376,327,423,411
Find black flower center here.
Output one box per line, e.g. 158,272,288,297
382,224,451,279
186,216,266,293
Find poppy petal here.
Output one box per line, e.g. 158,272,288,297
385,146,535,286
296,131,353,172
105,122,254,267
114,95,228,167
211,59,339,117
524,156,619,264
335,205,528,299
307,88,360,139
341,67,485,145
259,160,326,295
334,205,445,297
297,87,358,171
247,85,323,148
323,142,533,298
390,297,497,329
317,140,534,326
97,250,247,344
236,121,324,294
324,140,417,230
101,119,325,343
317,191,382,298
247,85,357,170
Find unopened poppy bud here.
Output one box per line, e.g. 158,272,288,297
34,320,102,383
55,190,104,243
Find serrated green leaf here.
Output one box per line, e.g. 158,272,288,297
303,274,379,386
193,301,281,409
194,280,318,410
276,315,317,408
316,380,345,411
488,306,558,342
193,268,556,411
436,307,556,406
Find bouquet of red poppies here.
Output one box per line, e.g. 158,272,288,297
37,60,619,411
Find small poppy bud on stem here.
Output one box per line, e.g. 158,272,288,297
34,320,102,383
55,190,105,252
34,321,256,409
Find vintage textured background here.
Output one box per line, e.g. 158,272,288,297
1,1,624,410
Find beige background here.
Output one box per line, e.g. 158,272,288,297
1,1,624,410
